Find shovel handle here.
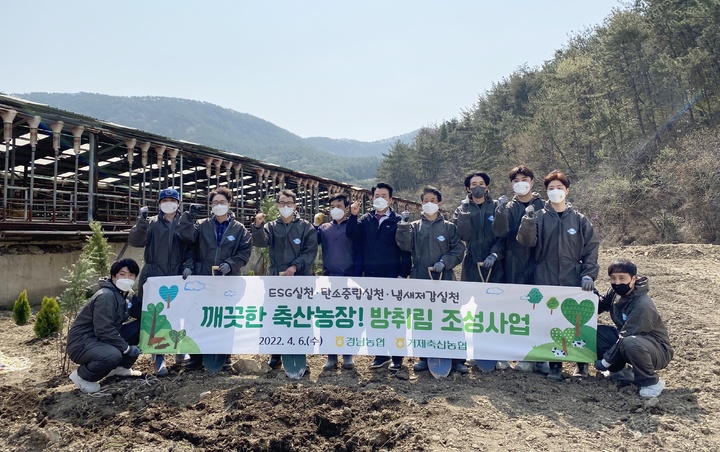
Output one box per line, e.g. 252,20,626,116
427,267,436,280
476,262,492,283
211,265,220,276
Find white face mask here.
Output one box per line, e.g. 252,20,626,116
422,202,439,215
513,181,531,196
115,278,135,292
330,207,345,221
212,204,229,216
279,206,295,218
547,189,566,203
160,202,179,214
373,198,389,211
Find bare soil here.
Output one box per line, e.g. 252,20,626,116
1,244,719,451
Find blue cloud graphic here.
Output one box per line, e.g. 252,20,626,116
184,281,206,291
224,290,237,297
486,287,504,295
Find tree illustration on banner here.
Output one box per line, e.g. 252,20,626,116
159,284,179,309
169,329,187,349
143,303,172,347
527,288,543,310
561,298,594,337
550,327,575,356
546,297,559,315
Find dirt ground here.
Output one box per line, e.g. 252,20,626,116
1,244,719,451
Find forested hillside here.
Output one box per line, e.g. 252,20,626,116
378,0,720,244
14,93,416,187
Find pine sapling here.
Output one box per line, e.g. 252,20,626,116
11,289,31,325
34,296,63,338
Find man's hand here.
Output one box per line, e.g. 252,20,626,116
432,261,445,273
525,205,535,219
350,201,361,216
218,263,231,275
182,268,192,280
188,203,203,219
125,345,141,357
400,211,410,223
482,254,497,268
313,212,325,227
139,206,149,220
254,212,266,227
581,275,594,291
284,265,297,276
498,195,508,208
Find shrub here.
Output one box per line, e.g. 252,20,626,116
11,289,31,325
34,296,63,338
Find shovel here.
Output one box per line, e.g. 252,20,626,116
282,354,307,379
426,267,452,379
203,266,228,374
476,262,492,283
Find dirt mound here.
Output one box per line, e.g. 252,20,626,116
1,244,719,451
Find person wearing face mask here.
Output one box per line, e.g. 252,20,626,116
316,193,363,371
396,186,467,373
178,186,252,372
516,170,600,381
594,259,673,397
491,166,549,374
129,188,195,376
453,172,505,284
251,189,318,370
66,259,144,393
346,182,411,370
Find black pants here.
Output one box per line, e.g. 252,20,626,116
69,320,140,382
596,324,673,386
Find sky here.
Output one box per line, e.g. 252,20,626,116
4,1,622,142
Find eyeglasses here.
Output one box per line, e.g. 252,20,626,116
211,200,228,206
276,201,295,207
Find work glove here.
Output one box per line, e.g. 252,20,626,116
498,195,508,208
139,206,149,220
594,359,611,371
432,261,445,273
581,275,594,291
482,254,497,268
218,262,231,275
188,203,203,219
125,345,141,357
525,205,536,219
313,212,325,227
182,267,192,280
400,211,410,223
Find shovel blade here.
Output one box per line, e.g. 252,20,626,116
428,357,452,379
203,354,226,374
282,354,307,379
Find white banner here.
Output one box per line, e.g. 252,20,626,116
139,275,598,362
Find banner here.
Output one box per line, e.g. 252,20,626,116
139,275,598,362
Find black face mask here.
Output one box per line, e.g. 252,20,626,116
611,283,633,296
471,186,486,199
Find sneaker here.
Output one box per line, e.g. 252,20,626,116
514,361,534,372
547,366,563,381
535,362,551,374
268,355,282,370
639,380,665,398
413,359,429,372
454,363,469,374
388,359,403,371
572,363,588,378
323,356,338,371
609,366,635,383
107,366,142,377
175,354,189,364
342,356,355,370
369,356,392,369
496,361,511,370
184,356,204,371
69,370,101,393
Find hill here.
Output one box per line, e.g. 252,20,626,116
12,92,416,187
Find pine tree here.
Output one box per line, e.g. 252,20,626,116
34,296,63,338
11,289,31,325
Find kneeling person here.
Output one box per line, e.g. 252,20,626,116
595,258,674,397
67,259,143,393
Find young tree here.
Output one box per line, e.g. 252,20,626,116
34,296,63,338
11,289,31,326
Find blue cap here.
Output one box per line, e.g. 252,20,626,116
158,188,180,203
